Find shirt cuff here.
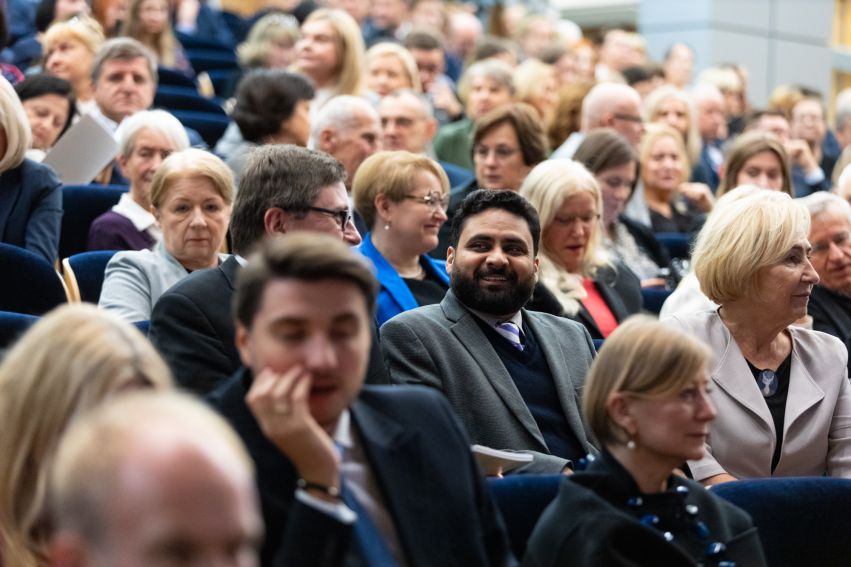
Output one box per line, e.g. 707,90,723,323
295,489,357,524
804,167,825,185
175,23,197,34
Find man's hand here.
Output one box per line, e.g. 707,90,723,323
785,139,819,174
430,82,463,120
174,0,201,29
246,366,340,493
678,182,715,212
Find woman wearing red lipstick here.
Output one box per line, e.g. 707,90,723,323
353,151,451,326
524,316,767,567
665,189,851,484
520,159,642,340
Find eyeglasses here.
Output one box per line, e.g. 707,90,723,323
306,206,353,230
402,191,450,210
811,231,850,256
473,145,520,161
551,213,601,227
612,113,644,124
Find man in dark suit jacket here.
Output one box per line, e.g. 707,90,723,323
382,190,597,474
148,146,386,394
209,233,512,566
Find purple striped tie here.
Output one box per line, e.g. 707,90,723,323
495,321,524,351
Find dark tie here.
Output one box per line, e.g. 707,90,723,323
495,320,524,351
339,481,399,566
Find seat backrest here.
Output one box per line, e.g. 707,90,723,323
0,311,39,349
63,250,118,304
0,244,67,315
654,232,692,260
487,475,562,560
157,65,198,89
59,185,127,260
186,49,239,73
155,86,227,116
170,110,230,147
713,477,851,567
641,287,673,314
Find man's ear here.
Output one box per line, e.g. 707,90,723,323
318,128,336,153
533,255,540,283
445,246,455,272
264,207,288,236
425,117,438,140
600,111,616,129
235,321,252,368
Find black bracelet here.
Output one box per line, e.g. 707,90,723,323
297,478,341,498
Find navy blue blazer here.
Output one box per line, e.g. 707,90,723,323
0,159,62,263
357,233,449,326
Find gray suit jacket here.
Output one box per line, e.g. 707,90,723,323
380,290,596,473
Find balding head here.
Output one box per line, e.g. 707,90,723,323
581,83,644,146
49,392,262,567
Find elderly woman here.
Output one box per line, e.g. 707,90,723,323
573,129,670,288
664,188,851,483
525,316,766,567
14,74,76,159
364,42,421,100
434,59,515,171
717,131,792,196
0,76,63,264
521,159,642,339
99,148,233,321
0,304,172,567
353,151,450,326
42,14,105,115
223,70,314,181
88,109,190,251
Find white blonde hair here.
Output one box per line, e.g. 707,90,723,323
0,76,32,172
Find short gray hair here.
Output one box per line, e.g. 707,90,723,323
380,89,434,119
309,95,378,149
115,110,190,158
92,37,158,84
457,59,515,104
799,191,851,223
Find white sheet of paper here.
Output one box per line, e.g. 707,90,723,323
43,113,119,185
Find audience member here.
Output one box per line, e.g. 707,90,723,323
572,129,670,287
539,45,578,88
643,84,701,168
663,42,694,89
362,0,411,45
225,69,314,181
0,304,172,567
14,73,76,158
444,10,482,79
42,14,105,114
546,81,594,155
99,148,233,321
171,0,236,48
409,0,446,32
716,131,792,196
690,83,726,191
524,316,767,567
595,28,642,82
665,187,851,483
209,233,513,565
48,391,262,567
513,59,558,127
403,27,463,124
364,41,421,100
697,66,745,138
353,151,450,325
466,35,518,67
382,189,597,473
621,63,665,99
513,13,557,60
148,145,368,394
89,37,157,131
91,0,127,37
122,0,193,76
0,75,62,263
789,96,832,196
521,159,642,339
551,82,644,159
433,58,514,170
88,109,190,251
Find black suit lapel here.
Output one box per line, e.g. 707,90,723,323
595,278,630,322
576,302,603,339
220,255,242,290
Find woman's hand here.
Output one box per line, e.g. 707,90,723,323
430,82,463,120
678,182,715,212
246,366,340,492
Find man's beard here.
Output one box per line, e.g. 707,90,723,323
451,264,535,315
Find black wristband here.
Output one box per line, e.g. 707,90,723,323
297,478,341,498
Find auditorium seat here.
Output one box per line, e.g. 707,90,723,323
655,232,692,260
59,185,128,260
62,250,118,304
170,110,230,147
155,85,227,116
0,311,38,348
157,65,198,90
641,287,673,315
487,475,561,560
186,48,239,74
0,244,68,315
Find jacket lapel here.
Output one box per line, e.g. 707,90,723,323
784,328,825,432
361,235,419,313
220,255,241,290
595,278,630,322
576,303,603,339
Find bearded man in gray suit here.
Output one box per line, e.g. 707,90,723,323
381,189,597,473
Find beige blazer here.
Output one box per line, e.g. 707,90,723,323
665,310,851,481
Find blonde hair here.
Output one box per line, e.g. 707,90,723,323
43,14,106,57
365,42,422,93
121,0,180,68
583,315,711,446
352,150,449,229
298,8,365,97
514,59,556,120
0,304,172,567
0,75,32,172
237,12,300,68
642,85,701,167
693,185,810,304
639,122,690,188
150,148,235,210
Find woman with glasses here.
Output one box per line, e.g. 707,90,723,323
353,151,451,326
520,159,642,340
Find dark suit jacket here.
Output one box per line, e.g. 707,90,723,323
208,370,514,566
149,256,389,394
690,142,721,193
0,159,62,263
526,262,643,340
381,291,596,473
808,285,851,372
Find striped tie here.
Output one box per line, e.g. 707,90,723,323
495,321,524,351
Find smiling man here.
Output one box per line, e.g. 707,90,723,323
381,189,597,473
208,233,512,566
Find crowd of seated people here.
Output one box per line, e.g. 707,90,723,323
5,0,851,565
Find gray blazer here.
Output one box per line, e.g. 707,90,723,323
666,310,851,481
99,243,228,322
380,290,597,473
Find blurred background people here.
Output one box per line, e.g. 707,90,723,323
14,73,76,159
122,0,193,76
42,14,105,114
364,41,420,100
716,131,792,196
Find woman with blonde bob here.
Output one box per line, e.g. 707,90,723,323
99,148,233,321
364,42,421,99
42,15,105,113
0,304,172,567
514,59,559,128
642,85,701,167
521,159,642,339
665,187,851,483
717,131,792,196
525,316,767,567
353,150,450,326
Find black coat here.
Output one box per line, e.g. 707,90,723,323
208,370,514,566
523,451,767,567
808,284,851,372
